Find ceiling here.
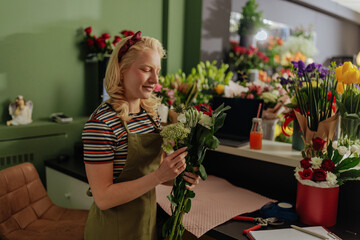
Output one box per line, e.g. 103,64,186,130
331,0,360,14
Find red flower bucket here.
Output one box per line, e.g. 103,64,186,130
296,181,339,227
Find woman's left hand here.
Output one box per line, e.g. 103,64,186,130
183,167,201,190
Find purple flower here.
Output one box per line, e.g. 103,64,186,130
305,63,317,73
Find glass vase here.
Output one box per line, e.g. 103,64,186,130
340,117,360,141
292,119,304,151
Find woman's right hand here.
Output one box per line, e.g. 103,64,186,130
154,147,188,184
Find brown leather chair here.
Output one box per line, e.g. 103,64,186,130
0,162,88,240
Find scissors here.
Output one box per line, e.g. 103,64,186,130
232,216,284,234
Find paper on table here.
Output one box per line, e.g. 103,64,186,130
156,175,274,238
249,226,331,240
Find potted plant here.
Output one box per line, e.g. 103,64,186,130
238,0,264,48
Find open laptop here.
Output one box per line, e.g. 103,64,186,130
211,97,264,147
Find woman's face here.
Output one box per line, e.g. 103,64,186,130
123,48,161,102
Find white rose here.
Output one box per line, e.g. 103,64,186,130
326,172,338,185
199,114,212,129
177,113,186,123
338,146,348,156
332,141,338,150
310,157,322,168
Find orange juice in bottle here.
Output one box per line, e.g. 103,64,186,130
250,118,263,150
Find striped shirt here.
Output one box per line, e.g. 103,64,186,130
82,102,161,179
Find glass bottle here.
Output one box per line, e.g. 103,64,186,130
250,117,263,150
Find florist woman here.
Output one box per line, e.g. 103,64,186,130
82,31,200,240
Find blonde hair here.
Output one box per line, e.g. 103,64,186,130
105,35,166,121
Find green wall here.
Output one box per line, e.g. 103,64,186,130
0,0,168,123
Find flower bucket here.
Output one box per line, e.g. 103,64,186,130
296,181,339,227
340,117,360,141
262,118,278,141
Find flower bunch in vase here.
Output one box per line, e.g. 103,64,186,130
229,43,269,81
294,136,360,226
82,26,134,60
285,60,338,146
295,137,360,187
160,104,230,239
334,61,360,143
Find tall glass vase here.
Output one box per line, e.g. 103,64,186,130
340,117,360,142
292,119,304,151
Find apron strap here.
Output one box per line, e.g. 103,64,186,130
120,112,160,134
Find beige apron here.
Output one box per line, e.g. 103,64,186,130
85,116,162,240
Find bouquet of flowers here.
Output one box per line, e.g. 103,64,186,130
282,60,338,144
295,137,360,187
229,43,269,81
160,104,230,240
334,61,360,142
82,26,134,60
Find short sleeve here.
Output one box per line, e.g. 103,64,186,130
155,114,161,128
82,119,116,163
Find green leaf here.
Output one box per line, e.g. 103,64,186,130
167,194,177,208
332,150,342,165
327,141,333,159
199,164,207,180
336,157,360,171
214,113,226,133
205,135,219,149
339,169,360,182
184,199,192,213
186,190,196,198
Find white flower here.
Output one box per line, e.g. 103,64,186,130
177,113,186,124
338,146,348,156
326,172,338,185
310,157,322,168
198,114,212,129
332,141,338,150
350,145,359,154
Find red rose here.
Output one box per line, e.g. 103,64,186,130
299,168,313,180
193,104,213,116
321,159,335,172
84,26,92,35
97,38,106,49
246,49,255,57
300,158,311,169
312,137,326,151
233,45,241,54
128,31,135,36
101,33,111,40
263,56,269,63
86,39,95,47
312,168,327,181
121,30,135,37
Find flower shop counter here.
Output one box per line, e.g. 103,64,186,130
216,140,301,167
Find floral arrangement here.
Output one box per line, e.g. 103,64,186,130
334,61,360,142
335,61,360,117
295,137,360,187
158,61,233,108
260,35,284,70
229,42,269,81
160,104,230,239
280,36,318,67
82,26,134,60
280,61,338,143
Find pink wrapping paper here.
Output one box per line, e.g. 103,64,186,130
156,175,274,238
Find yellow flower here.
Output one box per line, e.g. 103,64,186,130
343,68,360,84
302,81,318,88
336,82,344,94
215,84,225,95
342,61,353,74
335,66,343,83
